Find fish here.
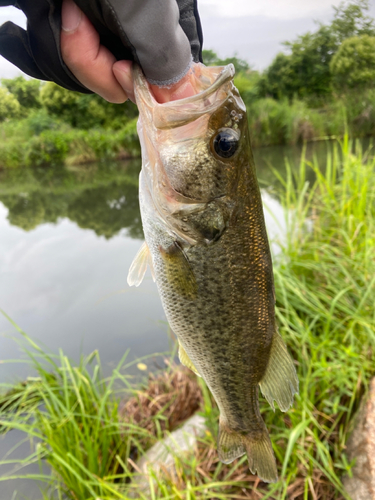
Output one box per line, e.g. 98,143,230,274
128,63,298,483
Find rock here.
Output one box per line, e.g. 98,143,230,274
129,414,207,497
344,377,375,500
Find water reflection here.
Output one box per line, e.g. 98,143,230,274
0,159,143,239
0,139,360,236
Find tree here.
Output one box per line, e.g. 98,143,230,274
40,82,79,122
259,53,294,99
261,0,375,101
1,76,41,110
263,25,336,100
330,35,375,89
202,49,220,66
202,49,250,74
67,180,143,239
2,193,46,231
0,87,21,121
331,0,375,43
40,82,137,129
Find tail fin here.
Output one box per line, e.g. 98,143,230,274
218,421,278,483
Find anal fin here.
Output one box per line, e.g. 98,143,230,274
259,332,299,412
178,342,201,377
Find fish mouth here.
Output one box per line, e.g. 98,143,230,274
133,63,235,130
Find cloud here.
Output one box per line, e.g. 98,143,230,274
0,6,26,28
199,0,342,20
0,58,24,79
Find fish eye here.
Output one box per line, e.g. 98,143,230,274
212,128,239,159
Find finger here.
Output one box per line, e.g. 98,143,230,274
149,64,199,104
113,60,135,103
0,21,44,79
61,0,128,103
150,78,197,103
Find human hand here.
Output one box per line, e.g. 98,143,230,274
61,0,133,103
61,0,198,104
0,0,203,102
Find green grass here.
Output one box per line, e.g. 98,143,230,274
0,317,159,499
245,88,375,148
267,137,375,497
0,137,374,499
0,117,140,169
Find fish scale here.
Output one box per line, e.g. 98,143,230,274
128,63,299,483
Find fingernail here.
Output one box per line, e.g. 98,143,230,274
62,0,82,32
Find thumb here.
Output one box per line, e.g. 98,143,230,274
61,0,128,103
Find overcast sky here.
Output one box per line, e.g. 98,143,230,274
1,0,375,79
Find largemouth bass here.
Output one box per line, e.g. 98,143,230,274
128,63,298,483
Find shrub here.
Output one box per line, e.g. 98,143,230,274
247,98,327,147
24,130,70,167
24,109,63,135
0,87,21,122
0,141,24,169
1,76,41,111
331,35,375,90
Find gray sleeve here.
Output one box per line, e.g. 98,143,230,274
104,0,202,86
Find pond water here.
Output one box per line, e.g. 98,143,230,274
0,138,355,498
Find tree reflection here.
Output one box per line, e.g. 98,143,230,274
5,194,46,231
67,181,143,239
0,160,143,239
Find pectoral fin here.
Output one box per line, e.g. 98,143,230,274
159,242,198,300
127,242,155,286
178,342,201,377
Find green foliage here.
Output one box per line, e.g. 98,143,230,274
40,82,85,127
331,35,375,90
0,118,140,170
0,322,148,499
258,53,293,100
23,130,71,167
285,25,335,99
202,49,250,73
262,25,336,100
246,89,375,146
331,0,375,43
247,98,338,147
202,49,220,66
233,71,262,103
0,141,25,169
0,87,21,122
24,108,63,135
40,81,137,129
261,0,375,101
1,76,41,110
